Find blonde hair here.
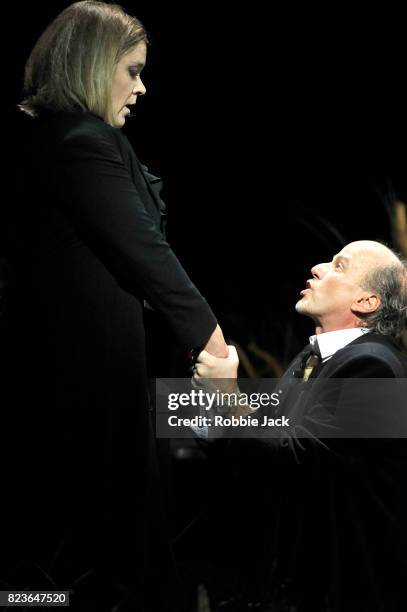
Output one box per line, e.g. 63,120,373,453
18,1,148,126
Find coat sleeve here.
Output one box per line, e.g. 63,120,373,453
53,126,217,350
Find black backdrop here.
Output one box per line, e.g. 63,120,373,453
5,1,407,360
3,4,407,608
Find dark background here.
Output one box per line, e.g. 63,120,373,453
6,1,407,360
3,4,407,608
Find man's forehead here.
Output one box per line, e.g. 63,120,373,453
335,245,361,261
336,241,397,267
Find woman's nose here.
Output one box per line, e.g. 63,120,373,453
134,77,146,96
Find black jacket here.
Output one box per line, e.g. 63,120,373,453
267,333,407,612
1,108,217,606
5,109,217,350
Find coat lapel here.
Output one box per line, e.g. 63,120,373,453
116,131,167,233
139,163,166,213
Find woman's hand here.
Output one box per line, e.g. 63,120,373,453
203,324,229,358
192,345,241,403
194,345,239,379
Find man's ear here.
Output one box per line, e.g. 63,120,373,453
351,292,381,314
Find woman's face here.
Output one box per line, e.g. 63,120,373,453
110,41,147,128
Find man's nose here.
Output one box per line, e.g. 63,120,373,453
311,262,328,279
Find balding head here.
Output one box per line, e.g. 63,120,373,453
356,242,407,337
343,240,402,276
295,240,407,336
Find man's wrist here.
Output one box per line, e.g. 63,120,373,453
221,389,252,417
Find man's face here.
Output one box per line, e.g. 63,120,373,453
110,42,147,128
295,242,379,332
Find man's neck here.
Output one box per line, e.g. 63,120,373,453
315,320,363,335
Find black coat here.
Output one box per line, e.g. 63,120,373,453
266,333,407,612
1,109,217,607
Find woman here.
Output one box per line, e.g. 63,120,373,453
3,1,227,609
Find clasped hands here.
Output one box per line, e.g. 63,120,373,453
192,344,239,394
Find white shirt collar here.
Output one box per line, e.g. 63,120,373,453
309,328,370,362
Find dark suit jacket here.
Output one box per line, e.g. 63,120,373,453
1,108,217,603
265,333,407,612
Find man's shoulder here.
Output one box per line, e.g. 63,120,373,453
321,333,407,378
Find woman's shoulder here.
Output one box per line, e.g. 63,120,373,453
13,108,136,172
51,110,116,142
17,108,116,145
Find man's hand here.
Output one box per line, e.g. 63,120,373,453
203,324,229,358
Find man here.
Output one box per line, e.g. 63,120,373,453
194,241,407,612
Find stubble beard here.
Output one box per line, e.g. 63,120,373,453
295,297,310,315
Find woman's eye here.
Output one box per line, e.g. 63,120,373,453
129,70,139,78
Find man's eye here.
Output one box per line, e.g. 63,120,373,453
335,262,343,270
129,70,139,78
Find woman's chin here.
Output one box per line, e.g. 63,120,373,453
112,113,126,128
